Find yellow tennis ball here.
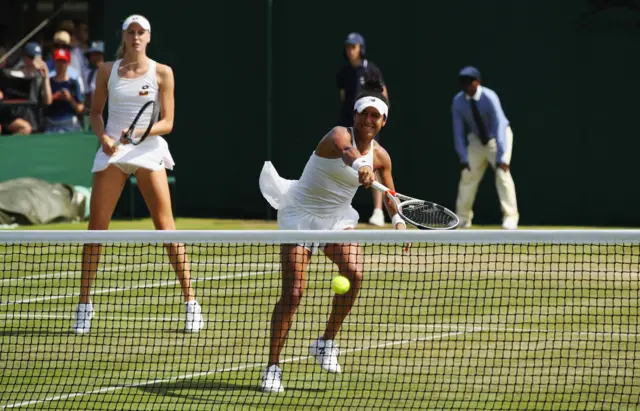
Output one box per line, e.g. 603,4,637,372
331,276,350,295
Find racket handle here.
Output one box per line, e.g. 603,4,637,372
347,165,396,196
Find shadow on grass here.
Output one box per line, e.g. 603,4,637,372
139,379,325,404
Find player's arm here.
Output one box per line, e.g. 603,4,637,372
147,63,175,137
452,99,468,169
375,144,406,229
486,91,509,169
90,62,112,143
318,126,376,187
372,65,389,104
337,69,346,103
70,78,84,114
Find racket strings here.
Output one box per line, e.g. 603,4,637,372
401,202,458,229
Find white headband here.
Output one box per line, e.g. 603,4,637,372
354,96,388,118
122,15,151,32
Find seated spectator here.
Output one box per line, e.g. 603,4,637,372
83,41,104,111
44,48,83,133
46,30,85,95
1,42,52,135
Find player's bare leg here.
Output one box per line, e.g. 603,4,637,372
136,167,203,332
322,242,364,340
268,244,312,365
308,239,364,373
75,165,128,334
263,244,311,393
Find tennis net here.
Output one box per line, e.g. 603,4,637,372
0,229,638,410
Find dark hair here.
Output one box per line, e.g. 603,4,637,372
355,75,388,107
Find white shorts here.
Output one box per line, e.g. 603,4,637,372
277,205,359,253
91,136,175,175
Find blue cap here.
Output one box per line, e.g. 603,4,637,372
86,41,105,55
345,32,365,46
459,66,481,81
24,42,42,57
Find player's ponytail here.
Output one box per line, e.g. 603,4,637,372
362,75,384,94
116,37,126,59
356,74,388,108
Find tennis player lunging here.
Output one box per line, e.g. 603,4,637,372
258,77,406,393
72,15,204,334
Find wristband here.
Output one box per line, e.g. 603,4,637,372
391,214,405,227
351,157,371,172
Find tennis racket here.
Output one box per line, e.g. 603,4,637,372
115,100,157,146
349,168,460,230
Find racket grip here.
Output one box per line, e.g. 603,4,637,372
346,165,396,196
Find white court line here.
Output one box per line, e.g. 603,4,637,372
0,270,275,307
1,312,638,339
0,328,470,409
0,262,280,284
0,264,146,284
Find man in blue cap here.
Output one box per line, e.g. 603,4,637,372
0,42,52,134
336,32,389,226
451,66,519,230
83,41,104,110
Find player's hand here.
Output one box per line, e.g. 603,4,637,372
358,165,376,188
460,163,470,171
100,136,118,156
60,89,72,101
497,162,509,172
119,129,132,145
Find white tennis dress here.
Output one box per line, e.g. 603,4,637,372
260,128,374,243
91,59,175,174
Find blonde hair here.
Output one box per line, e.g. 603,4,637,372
115,36,126,59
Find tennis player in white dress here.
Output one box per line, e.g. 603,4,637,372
258,77,406,393
73,15,204,334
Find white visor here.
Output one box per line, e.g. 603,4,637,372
122,15,151,32
354,96,388,118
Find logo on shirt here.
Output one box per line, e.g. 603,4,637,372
139,85,149,96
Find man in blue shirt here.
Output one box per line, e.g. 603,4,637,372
451,66,519,230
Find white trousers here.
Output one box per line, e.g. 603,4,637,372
455,126,519,224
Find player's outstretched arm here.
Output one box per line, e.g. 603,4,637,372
375,145,406,230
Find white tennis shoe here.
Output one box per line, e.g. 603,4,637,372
368,209,385,227
261,364,284,393
72,303,94,334
502,216,518,230
309,338,342,373
184,300,204,333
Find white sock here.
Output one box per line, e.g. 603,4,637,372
372,208,383,217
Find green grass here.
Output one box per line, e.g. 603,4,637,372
0,220,639,410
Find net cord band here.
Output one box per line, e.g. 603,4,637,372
0,230,638,244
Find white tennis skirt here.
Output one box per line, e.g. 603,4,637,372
260,161,359,253
91,136,175,174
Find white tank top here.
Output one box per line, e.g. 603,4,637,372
105,59,159,141
290,128,375,215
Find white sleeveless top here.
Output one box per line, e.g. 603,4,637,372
92,59,174,172
289,128,374,215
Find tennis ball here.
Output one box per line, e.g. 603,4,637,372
331,276,350,295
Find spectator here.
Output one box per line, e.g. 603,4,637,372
0,46,6,135
64,20,90,88
83,41,104,111
44,48,84,133
451,66,519,230
47,30,85,95
1,42,52,135
336,32,389,227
